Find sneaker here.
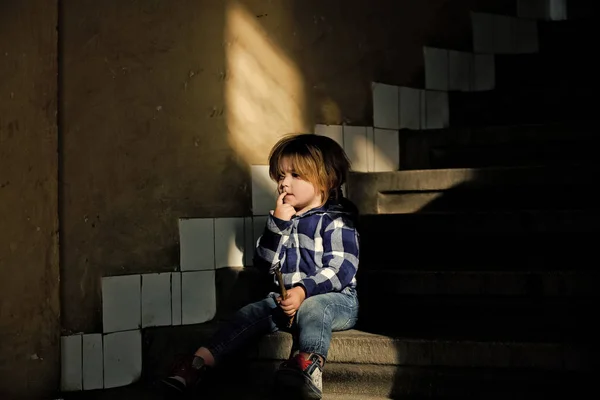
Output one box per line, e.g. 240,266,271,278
160,354,207,395
274,353,323,400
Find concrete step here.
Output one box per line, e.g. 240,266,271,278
494,52,597,90
346,165,599,215
447,87,595,127
139,324,593,398
358,222,597,270
538,17,595,53
565,0,598,19
357,270,597,341
358,270,595,297
59,370,592,400
143,325,592,374
399,122,599,169
196,362,589,399
59,382,395,400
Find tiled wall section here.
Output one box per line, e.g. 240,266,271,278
315,124,399,173
62,210,272,391
424,47,496,92
60,330,140,391
373,82,450,131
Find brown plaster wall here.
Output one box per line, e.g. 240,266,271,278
61,0,515,333
0,0,59,398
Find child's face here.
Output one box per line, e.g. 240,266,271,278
277,157,322,214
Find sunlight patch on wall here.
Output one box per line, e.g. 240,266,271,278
225,1,308,165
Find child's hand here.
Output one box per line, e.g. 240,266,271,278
272,191,296,221
278,286,306,316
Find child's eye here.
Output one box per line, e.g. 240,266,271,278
291,173,300,178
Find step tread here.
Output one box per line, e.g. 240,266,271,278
144,323,588,374
60,363,592,399
59,382,395,400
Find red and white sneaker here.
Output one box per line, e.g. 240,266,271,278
275,353,323,400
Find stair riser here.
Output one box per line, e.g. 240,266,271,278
347,166,597,215
447,89,595,127
377,187,596,213
357,212,599,233
538,18,595,53
357,271,595,297
399,124,599,170
494,53,596,90
357,299,594,341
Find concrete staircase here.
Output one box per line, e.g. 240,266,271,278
61,1,597,399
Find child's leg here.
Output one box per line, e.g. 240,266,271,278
275,288,359,399
295,287,359,360
202,294,282,365
162,294,282,393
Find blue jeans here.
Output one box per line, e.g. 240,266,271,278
205,287,359,363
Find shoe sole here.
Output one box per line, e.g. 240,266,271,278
158,378,186,395
274,369,322,400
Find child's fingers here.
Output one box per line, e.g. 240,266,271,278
276,191,287,206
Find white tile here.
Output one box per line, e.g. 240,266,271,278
425,90,449,130
373,128,399,172
424,47,449,91
449,50,473,91
181,271,216,325
61,335,82,391
365,127,375,172
251,165,277,216
518,0,549,19
214,217,245,268
244,217,254,266
471,12,495,53
102,275,141,333
103,330,142,389
179,218,214,271
515,18,539,53
315,124,344,148
253,216,268,247
399,87,422,130
141,273,171,328
343,126,369,172
171,272,182,325
494,15,515,54
82,334,103,390
472,54,496,91
549,0,567,20
372,82,399,130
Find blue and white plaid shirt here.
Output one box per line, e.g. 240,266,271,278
254,199,359,298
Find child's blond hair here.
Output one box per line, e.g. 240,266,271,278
268,133,351,205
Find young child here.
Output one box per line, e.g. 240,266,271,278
161,133,360,399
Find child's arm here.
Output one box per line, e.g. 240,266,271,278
253,213,293,273
295,215,359,297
